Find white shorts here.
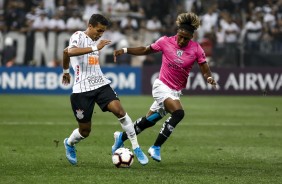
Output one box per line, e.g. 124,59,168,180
149,79,182,117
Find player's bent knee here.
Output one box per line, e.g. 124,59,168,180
113,110,126,119
108,100,126,118
78,122,92,137
171,109,185,124
173,109,184,118
80,128,91,137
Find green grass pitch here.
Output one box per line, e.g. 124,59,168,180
0,95,281,184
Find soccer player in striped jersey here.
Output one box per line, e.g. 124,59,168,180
112,12,217,162
62,14,148,165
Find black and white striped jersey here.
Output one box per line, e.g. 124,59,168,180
69,31,111,93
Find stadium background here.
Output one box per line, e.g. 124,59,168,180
1,1,282,183
0,0,281,96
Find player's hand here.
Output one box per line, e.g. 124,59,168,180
113,49,125,62
97,39,111,50
207,77,217,89
62,73,71,85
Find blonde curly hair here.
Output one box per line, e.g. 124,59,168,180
176,12,200,32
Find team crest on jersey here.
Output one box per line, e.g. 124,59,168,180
176,49,183,57
76,109,84,119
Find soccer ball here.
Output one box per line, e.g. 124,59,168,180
112,147,134,168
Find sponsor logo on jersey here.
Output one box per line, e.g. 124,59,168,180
87,75,104,86
75,65,80,82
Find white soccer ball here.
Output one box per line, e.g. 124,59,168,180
112,147,134,168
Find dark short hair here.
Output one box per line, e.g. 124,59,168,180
89,14,110,27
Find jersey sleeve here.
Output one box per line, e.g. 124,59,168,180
69,31,82,48
196,43,207,64
150,36,166,52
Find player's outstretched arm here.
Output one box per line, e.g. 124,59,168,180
113,46,155,62
68,39,111,57
199,62,217,89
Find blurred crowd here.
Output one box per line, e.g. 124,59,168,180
0,0,282,67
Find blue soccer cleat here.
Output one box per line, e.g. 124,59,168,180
148,145,161,162
64,138,77,165
111,131,124,154
134,147,149,165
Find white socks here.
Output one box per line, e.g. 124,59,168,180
118,113,139,149
67,128,84,146
66,114,139,149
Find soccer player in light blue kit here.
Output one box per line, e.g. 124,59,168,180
112,12,217,162
62,14,148,165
